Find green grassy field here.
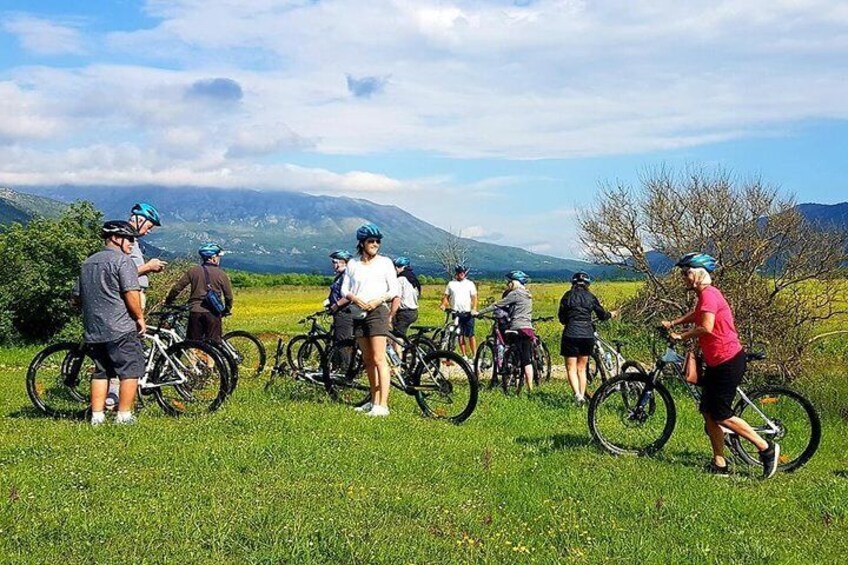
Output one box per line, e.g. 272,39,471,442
2,283,847,564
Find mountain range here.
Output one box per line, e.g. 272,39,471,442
4,185,845,278
2,185,614,279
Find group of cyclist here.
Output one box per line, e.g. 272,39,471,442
73,203,780,478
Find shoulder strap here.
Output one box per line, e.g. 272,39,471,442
201,264,213,289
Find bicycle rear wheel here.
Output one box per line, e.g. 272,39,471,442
322,339,369,406
533,340,552,384
26,342,92,419
501,348,524,396
413,350,478,423
152,340,230,416
729,386,821,472
223,330,267,377
296,337,325,379
588,373,676,456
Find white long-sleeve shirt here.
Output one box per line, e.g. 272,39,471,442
341,256,400,304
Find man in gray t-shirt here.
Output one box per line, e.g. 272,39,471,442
128,202,167,310
77,220,147,426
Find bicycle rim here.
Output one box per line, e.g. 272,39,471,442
323,340,370,406
152,341,229,416
296,338,325,379
223,330,267,377
588,374,676,456
730,386,821,472
473,340,495,381
413,351,478,423
26,342,92,419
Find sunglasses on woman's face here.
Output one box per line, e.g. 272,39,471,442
365,238,381,245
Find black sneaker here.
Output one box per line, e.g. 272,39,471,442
759,441,781,479
705,461,730,477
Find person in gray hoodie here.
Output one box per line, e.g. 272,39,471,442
474,271,536,391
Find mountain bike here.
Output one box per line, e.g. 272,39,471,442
26,326,231,419
473,312,543,395
266,337,329,393
321,334,479,423
587,328,821,472
153,305,266,390
432,308,464,353
286,310,333,372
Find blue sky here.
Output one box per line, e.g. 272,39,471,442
1,0,847,258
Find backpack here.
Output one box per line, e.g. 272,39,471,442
201,265,227,316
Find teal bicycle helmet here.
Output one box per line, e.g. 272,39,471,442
676,252,717,273
198,242,223,259
394,256,411,268
329,250,353,261
356,223,383,241
505,270,530,285
131,202,161,226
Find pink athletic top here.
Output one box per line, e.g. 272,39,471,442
694,285,743,367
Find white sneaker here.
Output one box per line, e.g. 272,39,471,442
366,405,390,417
115,414,137,425
353,402,373,413
90,413,106,426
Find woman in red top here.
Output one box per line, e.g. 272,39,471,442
663,253,780,479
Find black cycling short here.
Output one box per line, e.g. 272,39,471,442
508,332,534,367
392,309,418,337
700,349,746,422
560,335,594,357
88,331,145,381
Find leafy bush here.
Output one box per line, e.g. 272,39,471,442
0,202,102,343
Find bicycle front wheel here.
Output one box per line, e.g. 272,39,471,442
730,386,821,472
413,350,478,423
322,339,370,406
152,340,230,416
26,342,92,419
473,339,496,382
588,374,676,456
223,330,267,377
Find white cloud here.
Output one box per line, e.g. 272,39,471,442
2,14,86,55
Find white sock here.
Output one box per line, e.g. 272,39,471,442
116,411,133,421
91,411,105,423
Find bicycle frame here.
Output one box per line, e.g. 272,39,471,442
645,343,781,439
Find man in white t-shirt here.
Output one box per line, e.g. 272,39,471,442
440,265,478,359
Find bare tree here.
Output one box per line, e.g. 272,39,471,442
579,165,848,377
433,228,470,279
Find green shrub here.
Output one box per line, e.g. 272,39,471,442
0,201,102,343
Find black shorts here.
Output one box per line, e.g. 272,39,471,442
353,304,392,338
457,312,475,337
508,332,534,367
392,309,419,337
88,331,145,381
560,335,594,357
700,350,746,421
332,310,354,343
188,311,223,343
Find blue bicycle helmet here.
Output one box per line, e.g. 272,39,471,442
131,202,161,227
329,250,353,261
675,252,717,273
356,223,383,242
394,256,411,268
505,270,530,285
198,242,223,259
571,271,591,286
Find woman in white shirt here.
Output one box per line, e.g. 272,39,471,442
341,223,400,417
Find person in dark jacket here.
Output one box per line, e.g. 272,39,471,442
165,242,233,343
558,272,617,405
327,250,355,349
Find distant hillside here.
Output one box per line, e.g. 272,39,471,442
0,188,66,226
795,202,848,230
19,185,617,279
